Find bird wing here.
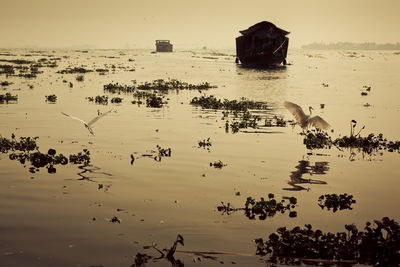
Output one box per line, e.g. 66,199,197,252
61,112,87,125
307,116,331,130
87,109,113,127
283,101,307,125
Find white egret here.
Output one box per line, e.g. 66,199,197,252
61,109,113,135
284,101,331,130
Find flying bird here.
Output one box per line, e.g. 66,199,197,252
61,109,113,135
284,101,331,130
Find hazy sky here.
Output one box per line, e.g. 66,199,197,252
1,0,399,49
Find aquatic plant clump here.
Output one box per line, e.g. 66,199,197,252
76,75,84,82
111,97,123,103
210,160,225,168
190,95,268,111
137,78,215,91
131,91,167,108
1,134,92,172
333,133,400,154
146,94,165,108
104,79,215,94
0,135,38,152
303,125,400,154
104,83,136,94
244,195,297,220
217,194,297,220
198,138,212,148
254,217,400,266
265,116,287,127
0,59,34,65
87,95,109,105
69,149,91,165
0,93,18,103
302,130,332,149
0,64,15,75
318,193,356,212
0,81,12,86
45,94,57,103
57,67,93,74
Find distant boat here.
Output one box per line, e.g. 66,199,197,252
236,21,289,67
155,40,173,52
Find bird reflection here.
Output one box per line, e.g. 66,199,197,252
284,160,329,191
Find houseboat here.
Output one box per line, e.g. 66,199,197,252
155,40,173,52
236,21,289,67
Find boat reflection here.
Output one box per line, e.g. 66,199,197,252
284,159,329,191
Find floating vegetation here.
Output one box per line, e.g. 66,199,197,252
191,95,276,133
109,216,121,223
0,81,12,86
363,85,371,91
190,95,268,111
95,68,109,73
132,253,151,266
45,94,57,103
104,82,135,94
0,59,34,65
0,135,38,152
265,115,287,127
111,97,123,104
227,118,257,133
57,67,92,74
210,160,225,168
76,75,84,82
145,94,165,108
154,145,171,161
104,79,215,94
0,93,18,103
87,95,108,105
254,217,400,266
0,135,90,173
198,137,212,149
69,149,91,165
217,194,297,220
137,78,215,91
131,91,167,108
135,145,172,162
303,121,400,155
302,130,333,149
318,193,356,212
0,64,15,75
0,59,55,78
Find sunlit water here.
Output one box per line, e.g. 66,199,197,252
0,48,399,266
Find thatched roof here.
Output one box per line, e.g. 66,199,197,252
239,21,289,36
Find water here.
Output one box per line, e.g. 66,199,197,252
0,48,399,266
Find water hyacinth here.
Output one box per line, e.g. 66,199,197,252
318,193,356,212
0,93,18,103
255,217,400,266
190,95,268,111
217,194,297,220
1,135,91,173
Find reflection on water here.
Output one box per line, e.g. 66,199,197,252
284,159,329,191
73,164,112,182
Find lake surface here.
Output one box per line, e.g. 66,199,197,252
0,48,399,266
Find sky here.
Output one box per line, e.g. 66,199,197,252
0,0,399,49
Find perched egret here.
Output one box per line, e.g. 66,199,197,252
284,101,331,130
61,109,113,135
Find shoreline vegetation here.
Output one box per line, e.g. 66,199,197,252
302,42,400,50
